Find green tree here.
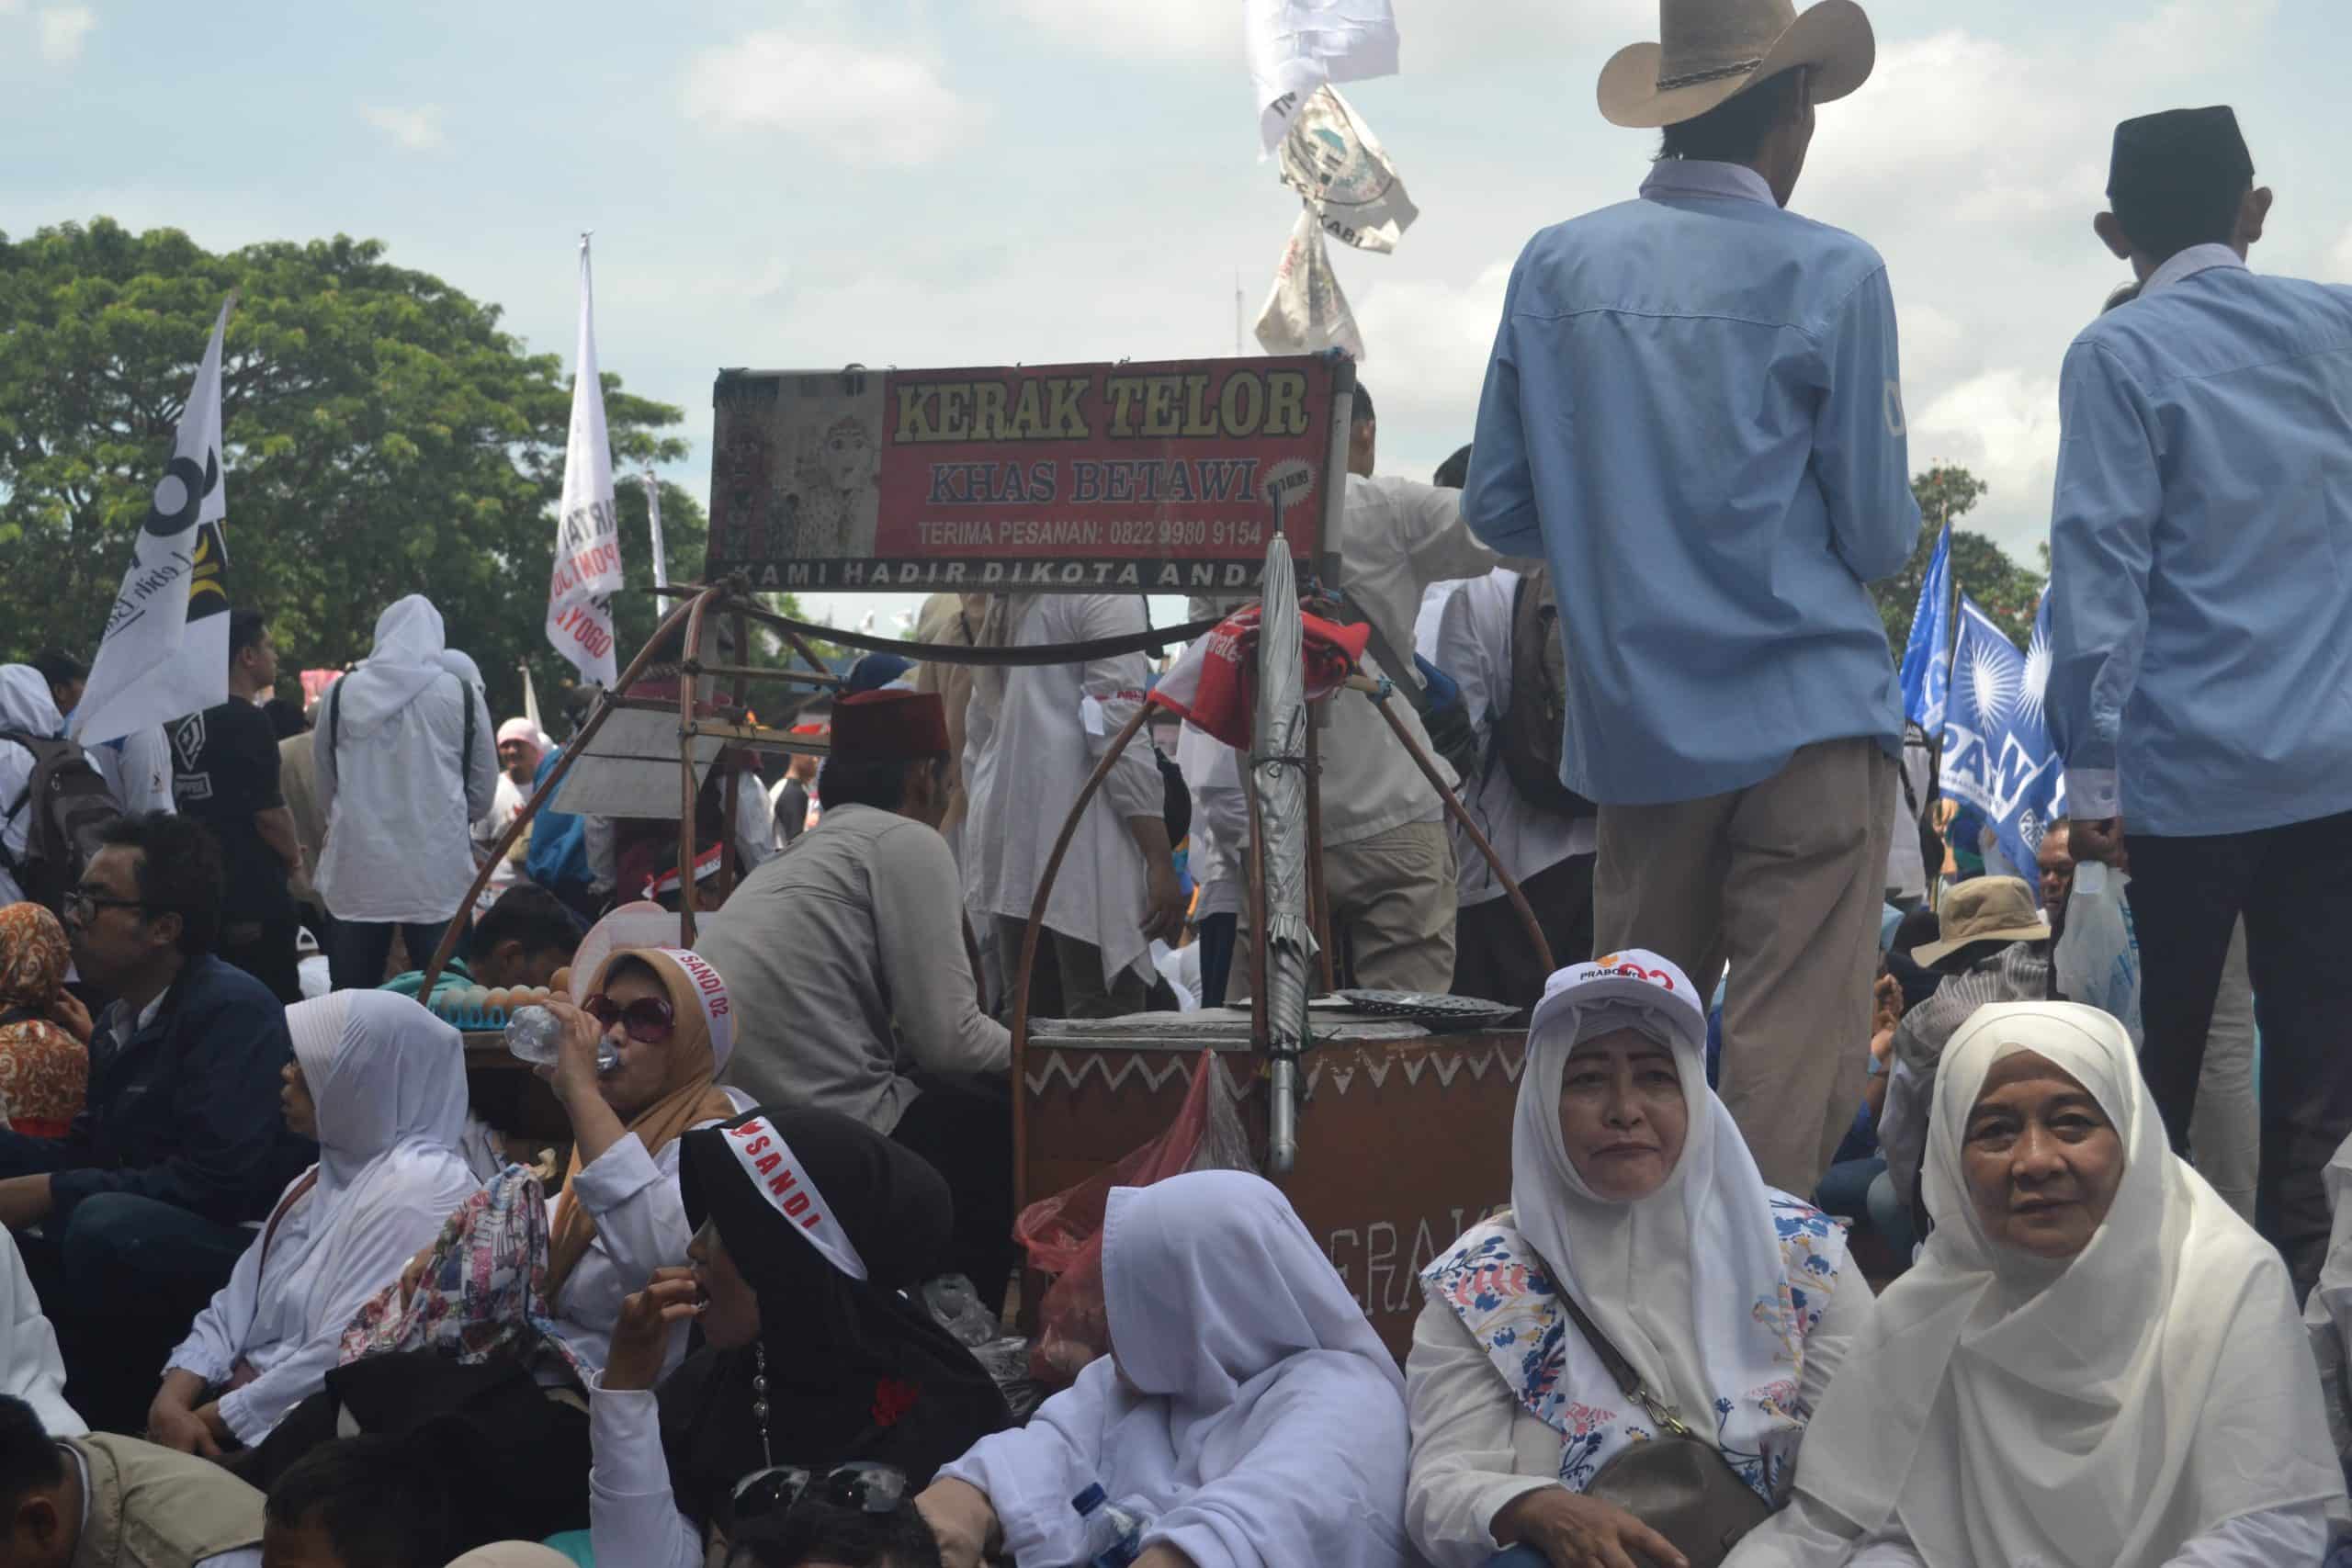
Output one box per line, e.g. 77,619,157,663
1871,463,2045,653
0,218,703,719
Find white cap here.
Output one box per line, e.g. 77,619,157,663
1526,948,1707,1055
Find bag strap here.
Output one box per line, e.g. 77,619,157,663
257,1168,322,1276
1332,590,1436,721
1555,1289,1698,1439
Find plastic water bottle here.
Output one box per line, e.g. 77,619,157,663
504,1004,620,1075
1070,1484,1148,1568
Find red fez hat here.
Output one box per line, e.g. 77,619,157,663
829,690,949,762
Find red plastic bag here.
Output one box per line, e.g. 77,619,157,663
1018,1050,1253,1385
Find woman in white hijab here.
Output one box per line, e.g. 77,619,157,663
144,990,481,1456
918,1168,1415,1568
313,594,498,989
1408,951,1873,1568
1726,1001,2346,1568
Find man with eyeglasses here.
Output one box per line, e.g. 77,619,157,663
0,811,306,1435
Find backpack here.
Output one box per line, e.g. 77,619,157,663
0,731,127,919
1497,569,1597,818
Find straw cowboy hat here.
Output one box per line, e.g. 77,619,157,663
1599,0,1877,130
1910,876,2052,968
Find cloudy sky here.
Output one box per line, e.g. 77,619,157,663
6,0,2341,633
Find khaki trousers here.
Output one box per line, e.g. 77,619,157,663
1594,738,1895,1196
1237,819,1458,998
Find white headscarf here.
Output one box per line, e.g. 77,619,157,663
1794,1001,2345,1567
1510,953,1799,1451
334,595,449,739
0,667,62,738
935,1169,1414,1568
273,991,478,1333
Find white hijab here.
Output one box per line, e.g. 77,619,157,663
936,1169,1413,1568
1795,1001,2345,1567
0,667,62,738
1511,956,1796,1448
335,595,449,739
275,991,478,1324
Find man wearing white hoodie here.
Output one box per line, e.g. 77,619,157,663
312,597,496,991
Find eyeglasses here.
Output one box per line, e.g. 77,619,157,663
62,890,165,923
731,1461,908,1524
583,992,675,1044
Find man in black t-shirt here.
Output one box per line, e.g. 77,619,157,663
170,609,304,1001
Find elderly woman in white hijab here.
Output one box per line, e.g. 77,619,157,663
918,1168,1415,1568
143,990,481,1457
313,594,497,990
1408,951,1873,1568
1726,1001,2346,1568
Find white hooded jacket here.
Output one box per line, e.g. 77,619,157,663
937,1170,1416,1568
166,991,481,1444
313,597,497,923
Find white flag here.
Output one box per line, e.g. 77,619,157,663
639,471,669,591
73,298,236,746
1256,207,1365,361
1247,0,1400,156
1278,85,1419,254
547,235,622,687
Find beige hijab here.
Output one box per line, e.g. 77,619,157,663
544,947,738,1298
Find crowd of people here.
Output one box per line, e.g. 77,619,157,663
0,0,2349,1562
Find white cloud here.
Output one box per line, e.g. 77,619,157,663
1910,368,2064,552
37,5,94,63
988,0,1237,61
1349,261,1510,412
683,30,983,168
2326,225,2352,286
359,105,447,152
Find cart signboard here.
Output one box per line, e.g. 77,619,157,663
703,355,1351,593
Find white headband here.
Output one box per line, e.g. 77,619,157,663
651,946,736,1073
718,1115,867,1281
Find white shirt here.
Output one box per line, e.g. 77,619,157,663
1175,724,1245,921
314,670,497,924
68,1444,262,1568
546,1091,752,1382
472,771,531,898
963,595,1162,987
0,666,68,906
1425,570,1595,906
0,1230,81,1435
96,726,175,816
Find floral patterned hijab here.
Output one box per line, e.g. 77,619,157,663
0,903,66,1016
0,904,85,1137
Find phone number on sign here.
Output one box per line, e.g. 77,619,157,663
913,518,1268,549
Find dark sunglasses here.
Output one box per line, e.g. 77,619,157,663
583,992,675,1044
731,1461,908,1524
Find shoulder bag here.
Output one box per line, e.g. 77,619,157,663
1555,1292,1770,1568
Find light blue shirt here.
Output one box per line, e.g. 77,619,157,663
2046,243,2352,837
1462,160,1919,806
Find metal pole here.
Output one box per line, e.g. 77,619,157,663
419,587,711,991
676,590,717,945
1007,704,1155,1217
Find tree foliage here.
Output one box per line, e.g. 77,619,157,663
0,218,711,718
1871,463,2046,653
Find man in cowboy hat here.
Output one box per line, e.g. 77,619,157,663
2046,105,2352,1294
1461,0,1917,1195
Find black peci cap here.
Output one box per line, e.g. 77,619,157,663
2108,106,2254,204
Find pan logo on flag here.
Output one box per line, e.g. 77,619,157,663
1263,457,1316,524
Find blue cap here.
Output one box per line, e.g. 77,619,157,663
1072,1483,1107,1515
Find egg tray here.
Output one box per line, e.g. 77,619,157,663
430,986,557,1036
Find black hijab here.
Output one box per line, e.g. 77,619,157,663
660,1106,1012,1535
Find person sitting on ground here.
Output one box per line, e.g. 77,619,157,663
0,1229,80,1438
1726,1002,2346,1567
728,1498,945,1568
0,904,88,1138
695,691,1013,1293
279,944,754,1536
0,1392,264,1568
591,1107,1011,1568
1406,952,1871,1568
0,813,309,1436
261,1433,465,1568
381,883,582,1005
920,1169,1413,1568
146,992,480,1461
1875,877,2052,1221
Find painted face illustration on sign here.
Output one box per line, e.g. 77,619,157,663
822,416,876,494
